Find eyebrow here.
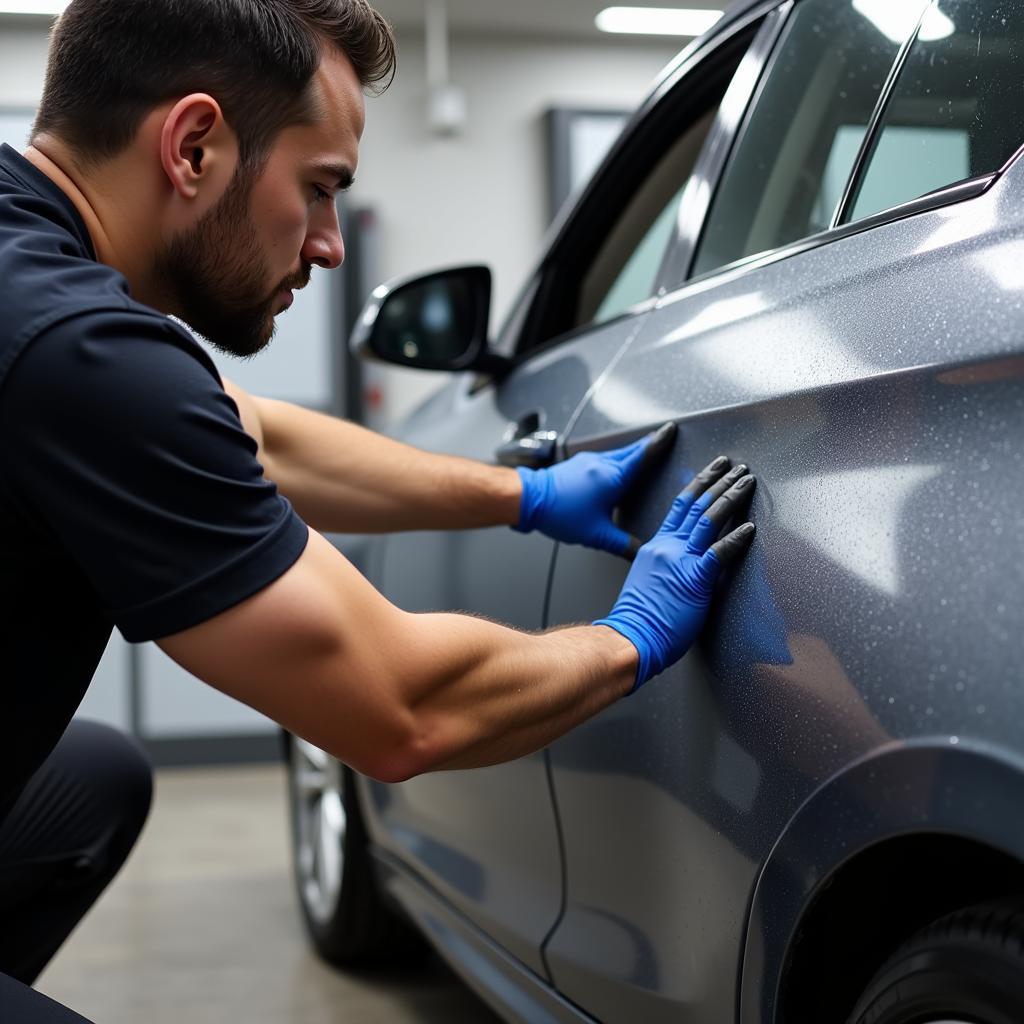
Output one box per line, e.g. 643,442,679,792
313,163,355,191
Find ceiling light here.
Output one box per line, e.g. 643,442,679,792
0,1,68,13
596,6,723,37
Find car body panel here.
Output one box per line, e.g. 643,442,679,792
740,740,1024,1024
358,312,653,975
373,846,597,1024
340,1,1024,1019
538,148,1024,1023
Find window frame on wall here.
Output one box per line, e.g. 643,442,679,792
545,107,631,226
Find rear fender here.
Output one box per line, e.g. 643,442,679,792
740,740,1024,1024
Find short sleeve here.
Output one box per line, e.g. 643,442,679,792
0,310,309,641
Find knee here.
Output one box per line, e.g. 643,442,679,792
56,720,153,839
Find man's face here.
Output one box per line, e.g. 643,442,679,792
158,48,365,358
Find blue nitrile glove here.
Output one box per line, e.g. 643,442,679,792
594,457,757,692
514,422,676,557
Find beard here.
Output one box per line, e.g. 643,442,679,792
154,171,310,359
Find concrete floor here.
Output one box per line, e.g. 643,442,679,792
37,764,503,1024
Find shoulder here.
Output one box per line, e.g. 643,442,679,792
0,308,242,466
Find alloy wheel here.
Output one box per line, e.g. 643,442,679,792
290,738,346,926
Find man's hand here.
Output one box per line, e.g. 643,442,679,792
594,456,756,691
514,422,678,556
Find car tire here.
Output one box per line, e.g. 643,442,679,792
847,901,1024,1024
286,734,422,966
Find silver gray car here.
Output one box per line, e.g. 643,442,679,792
286,0,1024,1021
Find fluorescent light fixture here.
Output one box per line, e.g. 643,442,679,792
0,1,68,13
852,0,954,45
596,6,723,37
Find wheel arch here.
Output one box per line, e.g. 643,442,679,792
739,740,1024,1024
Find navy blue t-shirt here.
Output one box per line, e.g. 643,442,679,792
0,144,309,810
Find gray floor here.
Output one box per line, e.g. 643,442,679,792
37,764,503,1024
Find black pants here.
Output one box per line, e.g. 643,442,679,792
0,720,152,1023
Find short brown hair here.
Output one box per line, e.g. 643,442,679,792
33,0,396,169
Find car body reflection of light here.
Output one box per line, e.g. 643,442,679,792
775,464,942,596
973,239,1024,294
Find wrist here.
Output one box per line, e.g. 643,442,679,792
591,622,642,696
496,465,525,528
512,465,549,533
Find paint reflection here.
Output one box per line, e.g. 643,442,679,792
773,464,941,596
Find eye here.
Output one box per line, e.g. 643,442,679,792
310,185,333,205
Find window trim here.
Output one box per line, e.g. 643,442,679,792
657,2,794,294
830,0,936,227
658,171,998,309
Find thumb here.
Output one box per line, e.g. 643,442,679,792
602,523,641,559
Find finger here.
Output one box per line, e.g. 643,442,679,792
657,455,731,534
606,438,646,464
676,462,748,538
705,521,756,569
680,454,732,500
602,523,639,559
686,475,757,553
616,421,677,476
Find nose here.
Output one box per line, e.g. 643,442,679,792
302,202,345,270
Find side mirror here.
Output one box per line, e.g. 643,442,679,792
350,265,512,374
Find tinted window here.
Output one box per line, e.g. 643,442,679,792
579,122,709,327
847,0,1024,222
524,24,758,349
691,0,928,277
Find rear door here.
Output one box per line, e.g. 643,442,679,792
361,14,767,979
542,1,1024,1021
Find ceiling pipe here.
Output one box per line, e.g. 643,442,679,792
424,0,467,136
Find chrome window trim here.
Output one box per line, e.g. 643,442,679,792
656,172,998,311
656,2,794,294
830,0,935,227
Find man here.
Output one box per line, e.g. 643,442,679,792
0,1,755,1019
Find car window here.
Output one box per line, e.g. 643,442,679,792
845,0,1024,222
520,21,761,352
690,0,929,278
579,115,712,327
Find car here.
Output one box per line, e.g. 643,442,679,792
284,0,1024,1021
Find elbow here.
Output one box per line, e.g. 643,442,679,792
373,716,459,783
368,735,440,785
348,716,446,785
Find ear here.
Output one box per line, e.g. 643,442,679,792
158,94,240,202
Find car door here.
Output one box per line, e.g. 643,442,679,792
541,1,1024,1022
357,10,768,979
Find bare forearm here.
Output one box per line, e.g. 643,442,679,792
254,397,520,533
383,612,637,778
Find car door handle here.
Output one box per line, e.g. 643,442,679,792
495,430,559,468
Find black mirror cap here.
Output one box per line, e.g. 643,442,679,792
350,265,512,375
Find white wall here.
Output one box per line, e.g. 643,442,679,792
352,30,678,423
0,23,49,111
